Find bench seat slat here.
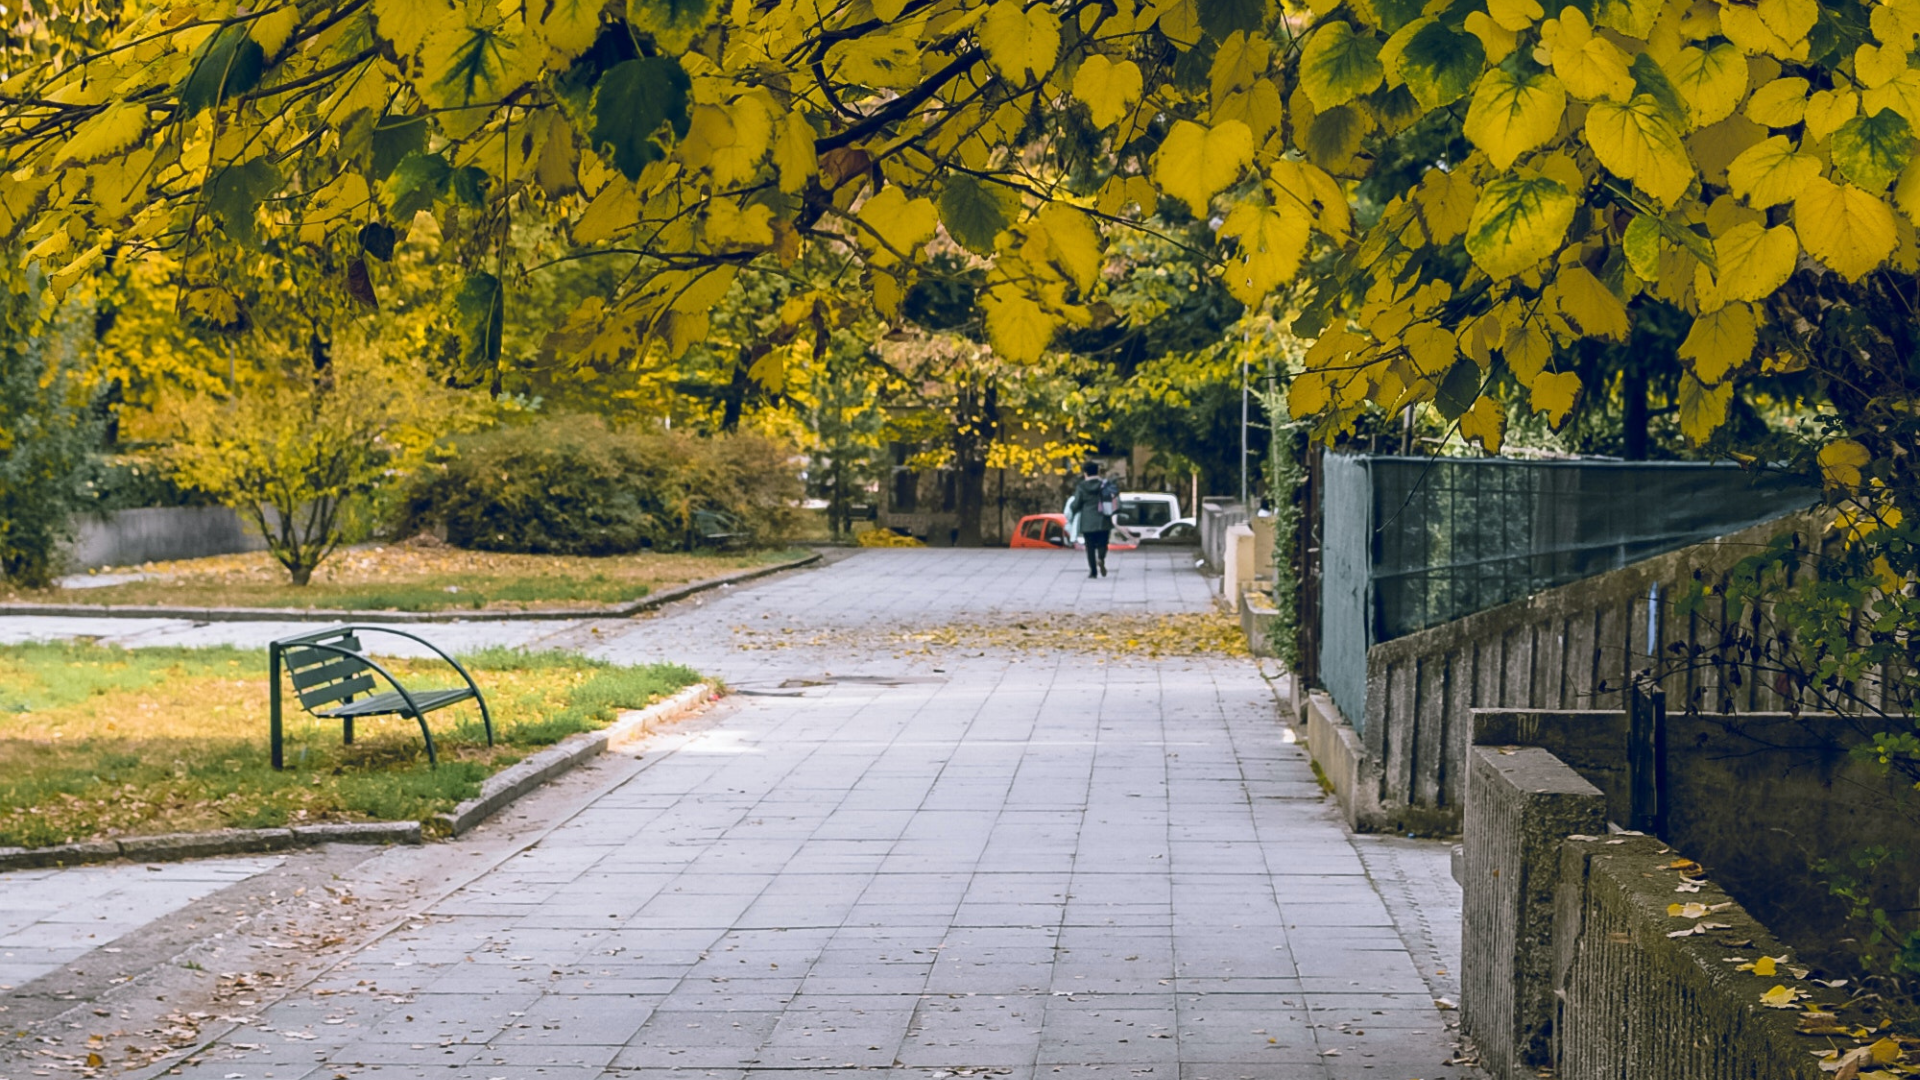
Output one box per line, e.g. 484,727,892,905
298,673,377,709
287,654,373,692
318,687,475,718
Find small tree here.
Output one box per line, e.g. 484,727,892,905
0,289,98,588
158,346,479,586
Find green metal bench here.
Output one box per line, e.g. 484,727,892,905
693,508,745,547
269,625,492,769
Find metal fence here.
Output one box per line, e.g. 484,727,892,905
1316,455,1820,732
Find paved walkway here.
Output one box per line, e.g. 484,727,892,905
1,549,1471,1080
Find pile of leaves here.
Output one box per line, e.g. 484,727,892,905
857,529,928,548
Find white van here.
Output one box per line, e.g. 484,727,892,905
1116,492,1194,541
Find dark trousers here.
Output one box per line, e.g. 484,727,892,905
1082,530,1110,574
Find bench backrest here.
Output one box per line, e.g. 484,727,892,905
280,631,376,711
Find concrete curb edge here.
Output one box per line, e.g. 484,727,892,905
0,821,422,873
436,681,716,837
0,552,822,624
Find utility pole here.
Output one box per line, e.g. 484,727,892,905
1239,343,1250,506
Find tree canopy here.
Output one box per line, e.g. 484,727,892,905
3,0,1917,494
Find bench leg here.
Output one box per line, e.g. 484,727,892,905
414,714,438,767
477,693,494,747
343,717,354,745
270,645,284,771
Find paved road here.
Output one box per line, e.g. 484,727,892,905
2,549,1472,1080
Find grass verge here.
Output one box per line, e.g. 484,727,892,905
0,641,700,847
8,545,809,612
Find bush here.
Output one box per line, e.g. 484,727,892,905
0,296,98,588
400,417,802,555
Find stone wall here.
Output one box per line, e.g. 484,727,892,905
1475,707,1920,975
66,506,263,570
1461,741,1843,1080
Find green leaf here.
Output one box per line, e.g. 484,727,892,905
179,28,266,115
1198,0,1266,41
1299,22,1384,112
938,175,1016,254
385,152,452,219
368,114,428,181
1304,105,1369,168
627,0,720,52
1832,108,1912,193
1398,20,1485,109
1371,0,1427,34
453,272,506,373
1464,173,1576,276
1628,53,1686,126
1434,358,1483,420
590,57,692,181
205,157,281,247
1623,213,1661,280
450,166,493,206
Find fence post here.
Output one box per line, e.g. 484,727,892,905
1627,682,1666,835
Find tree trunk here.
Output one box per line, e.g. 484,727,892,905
289,564,313,586
951,383,998,547
1622,368,1648,460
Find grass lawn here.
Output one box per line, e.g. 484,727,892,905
0,641,701,848
6,544,809,612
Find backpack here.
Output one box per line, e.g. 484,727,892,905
1098,477,1120,517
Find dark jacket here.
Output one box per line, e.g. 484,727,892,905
1067,477,1111,535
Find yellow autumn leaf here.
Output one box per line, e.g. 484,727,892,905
1414,167,1477,243
535,0,605,61
705,199,774,248
59,102,147,164
1504,319,1554,380
772,110,817,194
372,0,447,55
1542,7,1634,102
1074,54,1144,128
1726,135,1823,207
860,185,939,262
1804,88,1859,142
1795,175,1899,279
1744,77,1809,127
1465,173,1577,276
1465,68,1567,170
1463,11,1518,64
1751,955,1778,976
1819,439,1871,488
1758,984,1798,1008
1528,369,1583,428
1489,0,1546,31
1405,322,1459,377
1037,203,1102,292
1153,119,1254,216
983,285,1057,362
1678,301,1757,382
250,6,299,54
1668,901,1710,918
1552,265,1629,340
1585,95,1695,204
1665,44,1746,129
1678,372,1733,444
981,0,1062,83
1710,222,1798,303
1218,200,1312,305
1460,394,1506,452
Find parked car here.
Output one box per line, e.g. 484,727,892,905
1011,513,1138,551
1115,492,1196,543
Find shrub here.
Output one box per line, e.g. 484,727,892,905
401,416,802,554
0,297,99,588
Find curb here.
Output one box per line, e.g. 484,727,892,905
437,681,716,837
0,551,822,624
0,821,421,873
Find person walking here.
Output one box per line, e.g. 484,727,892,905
1066,462,1113,579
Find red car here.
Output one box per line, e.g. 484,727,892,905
1010,513,1138,551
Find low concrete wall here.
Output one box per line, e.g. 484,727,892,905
1461,747,1606,1080
66,506,262,570
1342,512,1820,831
1199,500,1247,573
1300,689,1384,831
1462,743,1855,1079
1476,707,1920,976
1555,835,1831,1080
